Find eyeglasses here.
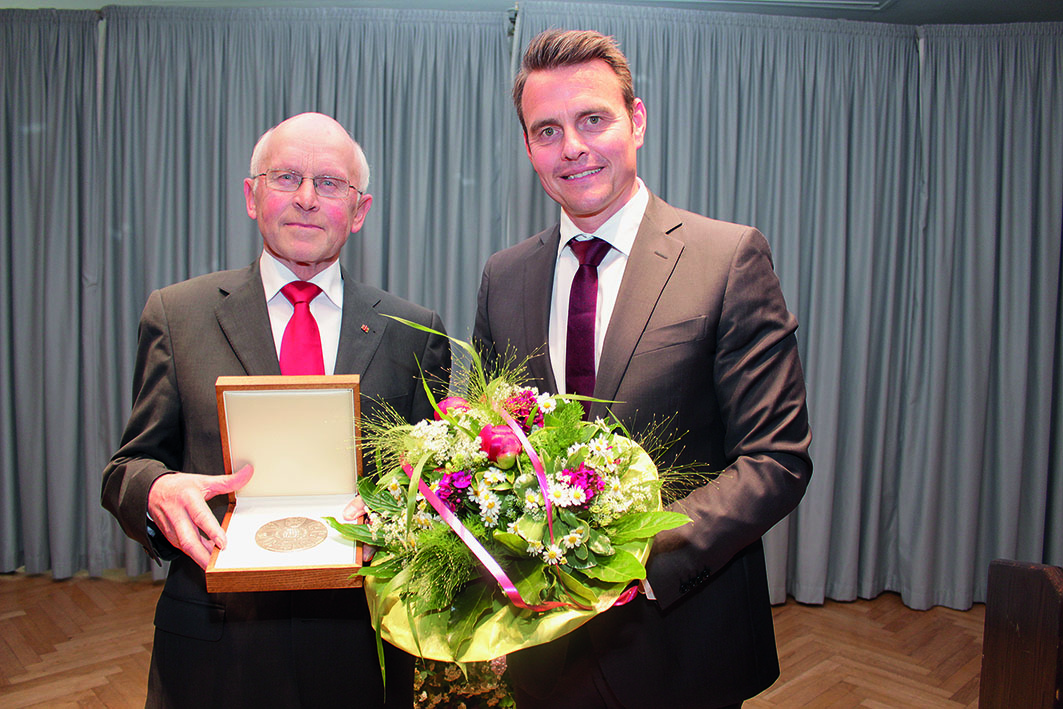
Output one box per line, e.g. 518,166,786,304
253,169,363,200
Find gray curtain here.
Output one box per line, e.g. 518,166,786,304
897,22,1063,609
1,10,99,579
2,3,1060,611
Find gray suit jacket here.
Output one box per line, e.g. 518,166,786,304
102,260,449,707
474,193,811,707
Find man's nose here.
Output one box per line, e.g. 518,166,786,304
293,177,319,208
561,130,587,160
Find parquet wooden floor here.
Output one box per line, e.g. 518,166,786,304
0,570,158,708
749,595,984,708
0,571,985,708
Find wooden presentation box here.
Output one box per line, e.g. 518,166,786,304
205,375,365,593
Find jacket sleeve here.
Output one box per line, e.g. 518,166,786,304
646,228,812,608
101,289,185,559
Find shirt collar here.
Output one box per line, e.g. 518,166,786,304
559,177,648,257
259,251,343,308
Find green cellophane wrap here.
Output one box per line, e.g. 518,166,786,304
363,437,678,662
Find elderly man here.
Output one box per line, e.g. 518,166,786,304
103,112,449,707
474,30,812,709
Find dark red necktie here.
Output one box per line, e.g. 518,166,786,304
279,281,325,375
566,237,612,398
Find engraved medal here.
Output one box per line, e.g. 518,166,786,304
255,516,328,553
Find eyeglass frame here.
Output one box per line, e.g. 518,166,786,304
252,169,365,200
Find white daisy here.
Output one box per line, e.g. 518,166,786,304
542,544,566,565
483,468,507,485
481,506,501,527
478,491,501,515
588,436,612,456
562,529,584,549
547,486,569,507
524,489,543,508
569,486,588,507
536,394,557,414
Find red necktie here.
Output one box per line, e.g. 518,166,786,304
279,281,325,375
566,237,612,398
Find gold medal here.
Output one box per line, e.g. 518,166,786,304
255,517,328,553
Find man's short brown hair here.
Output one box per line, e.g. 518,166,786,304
512,29,635,135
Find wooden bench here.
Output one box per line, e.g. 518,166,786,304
979,559,1063,708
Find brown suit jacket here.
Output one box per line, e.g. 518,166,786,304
102,261,450,707
474,194,812,708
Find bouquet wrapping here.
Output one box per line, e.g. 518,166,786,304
328,325,690,663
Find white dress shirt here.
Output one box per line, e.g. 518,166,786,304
259,251,343,375
548,178,649,393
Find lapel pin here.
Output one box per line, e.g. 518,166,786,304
361,324,370,333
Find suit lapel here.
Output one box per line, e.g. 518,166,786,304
215,263,281,375
336,271,386,376
521,227,561,393
592,195,684,418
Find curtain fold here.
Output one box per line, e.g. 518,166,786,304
896,22,1063,609
1,4,1060,612
0,10,99,578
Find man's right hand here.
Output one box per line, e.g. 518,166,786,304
147,464,254,570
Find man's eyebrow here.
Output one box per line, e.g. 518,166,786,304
527,117,558,135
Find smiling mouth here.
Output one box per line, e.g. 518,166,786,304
561,167,603,180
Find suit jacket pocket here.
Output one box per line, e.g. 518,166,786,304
154,591,225,641
635,315,711,355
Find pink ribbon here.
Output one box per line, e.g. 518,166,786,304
402,462,589,612
492,406,640,610
613,584,639,607
495,408,556,543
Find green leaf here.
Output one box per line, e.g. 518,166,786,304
564,547,596,570
608,511,691,544
493,531,529,556
552,565,600,606
447,582,494,657
404,452,432,532
358,564,399,579
510,559,550,605
587,528,614,555
357,556,404,579
322,516,375,543
514,515,545,544
556,507,581,527
579,548,646,583
359,476,403,514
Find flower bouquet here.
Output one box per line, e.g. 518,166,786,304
326,320,690,664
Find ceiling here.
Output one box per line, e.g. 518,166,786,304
5,0,1063,25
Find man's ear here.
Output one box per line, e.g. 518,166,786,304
349,193,373,233
631,98,647,149
243,178,258,220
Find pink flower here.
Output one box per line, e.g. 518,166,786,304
479,425,522,469
561,463,605,508
505,389,544,431
435,396,471,420
436,470,473,512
